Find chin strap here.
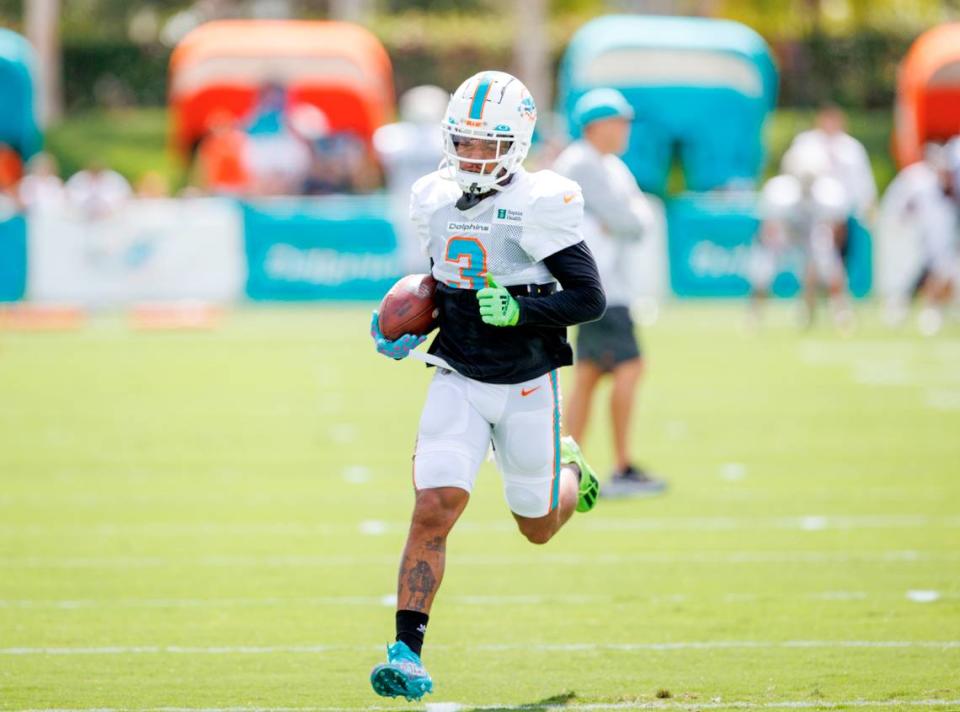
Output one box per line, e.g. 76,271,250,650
455,173,515,210
456,189,496,210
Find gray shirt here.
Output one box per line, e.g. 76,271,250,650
552,140,654,306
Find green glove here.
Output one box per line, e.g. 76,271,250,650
477,274,520,327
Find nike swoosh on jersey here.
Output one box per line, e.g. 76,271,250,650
563,193,576,204
521,386,541,397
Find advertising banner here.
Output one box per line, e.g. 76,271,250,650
0,213,26,302
27,198,244,305
667,192,872,298
243,196,403,301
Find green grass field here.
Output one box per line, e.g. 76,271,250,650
1,304,958,711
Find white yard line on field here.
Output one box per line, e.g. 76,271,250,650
1,550,957,569
1,515,957,536
0,590,953,610
2,641,959,656
14,700,960,712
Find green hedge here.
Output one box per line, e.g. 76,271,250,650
63,42,171,109
62,28,921,112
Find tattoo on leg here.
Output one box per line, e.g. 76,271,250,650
406,560,437,611
424,535,445,552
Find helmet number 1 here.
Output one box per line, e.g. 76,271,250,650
444,236,488,290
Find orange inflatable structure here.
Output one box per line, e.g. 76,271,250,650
169,20,394,155
894,23,960,167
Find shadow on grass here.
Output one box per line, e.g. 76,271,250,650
467,690,577,711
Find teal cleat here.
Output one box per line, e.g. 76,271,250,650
370,641,434,701
561,435,600,513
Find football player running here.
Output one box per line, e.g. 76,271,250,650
368,71,607,701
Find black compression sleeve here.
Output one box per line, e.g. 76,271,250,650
516,241,606,328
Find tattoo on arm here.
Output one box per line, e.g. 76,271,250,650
425,536,445,552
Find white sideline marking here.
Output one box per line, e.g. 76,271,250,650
3,590,955,610
5,514,956,536
358,520,387,536
926,390,960,411
2,640,959,656
341,466,371,484
2,550,958,569
12,703,960,712
906,590,941,603
719,463,746,481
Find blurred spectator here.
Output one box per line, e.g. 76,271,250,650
18,153,65,211
65,161,132,219
792,105,877,220
196,110,251,195
880,142,959,335
0,142,23,194
136,171,171,198
374,85,447,270
375,85,447,195
244,82,312,195
553,89,666,498
303,132,368,195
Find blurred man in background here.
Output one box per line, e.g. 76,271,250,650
790,106,877,324
879,141,959,335
553,89,666,498
244,82,312,195
752,142,851,328
195,110,251,196
793,105,877,222
374,85,448,271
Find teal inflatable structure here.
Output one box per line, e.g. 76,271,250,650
0,28,40,159
558,15,778,196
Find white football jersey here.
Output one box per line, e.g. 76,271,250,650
409,167,585,290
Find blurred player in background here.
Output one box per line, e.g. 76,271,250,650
751,142,851,328
367,70,606,701
879,141,959,335
374,85,448,272
789,106,877,324
552,89,666,498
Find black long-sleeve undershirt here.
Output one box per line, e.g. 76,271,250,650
425,240,607,383
516,241,607,328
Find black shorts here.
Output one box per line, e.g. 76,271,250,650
575,305,641,372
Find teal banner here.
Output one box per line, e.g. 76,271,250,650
243,197,404,301
0,213,26,302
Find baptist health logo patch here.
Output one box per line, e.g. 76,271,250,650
447,221,491,234
495,208,523,223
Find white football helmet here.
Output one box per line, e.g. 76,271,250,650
439,70,537,194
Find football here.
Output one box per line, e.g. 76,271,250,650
377,273,439,340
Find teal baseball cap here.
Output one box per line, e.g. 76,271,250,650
573,88,634,130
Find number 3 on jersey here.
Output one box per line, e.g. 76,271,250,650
444,236,488,290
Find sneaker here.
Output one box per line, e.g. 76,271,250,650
370,641,433,701
560,435,600,513
601,465,668,499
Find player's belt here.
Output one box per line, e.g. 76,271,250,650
507,283,557,298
